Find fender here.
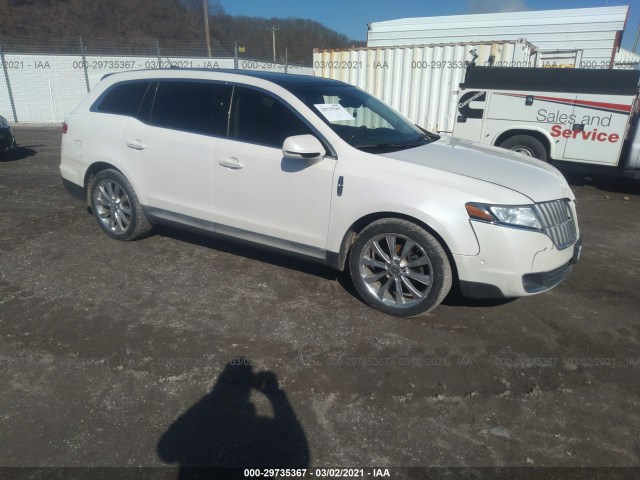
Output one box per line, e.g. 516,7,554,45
327,201,480,260
108,160,150,207
491,126,557,159
83,155,150,210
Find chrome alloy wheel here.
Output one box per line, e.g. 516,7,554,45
93,179,132,234
358,234,433,308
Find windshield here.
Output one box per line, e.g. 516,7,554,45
290,85,438,152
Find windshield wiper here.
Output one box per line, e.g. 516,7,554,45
356,142,422,150
355,135,431,150
415,126,441,142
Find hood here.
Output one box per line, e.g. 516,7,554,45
380,136,573,202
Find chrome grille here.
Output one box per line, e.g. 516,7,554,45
534,199,577,250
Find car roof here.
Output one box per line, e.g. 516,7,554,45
214,69,347,88
103,68,349,89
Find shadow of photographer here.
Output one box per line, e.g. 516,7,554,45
157,359,309,479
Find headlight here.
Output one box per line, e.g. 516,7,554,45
466,202,542,230
0,117,9,129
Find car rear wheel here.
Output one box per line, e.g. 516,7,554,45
499,135,548,161
349,219,452,317
89,169,151,241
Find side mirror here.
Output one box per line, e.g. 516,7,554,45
282,135,325,161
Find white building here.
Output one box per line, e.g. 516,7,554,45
367,6,640,69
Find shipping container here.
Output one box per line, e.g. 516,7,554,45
536,49,583,69
367,6,629,69
614,47,640,70
313,40,536,132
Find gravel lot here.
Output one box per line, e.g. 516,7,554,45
1,127,640,471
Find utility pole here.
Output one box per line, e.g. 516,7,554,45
203,0,212,57
268,25,279,62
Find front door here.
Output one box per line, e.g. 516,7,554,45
212,86,336,254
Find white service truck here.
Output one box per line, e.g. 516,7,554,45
452,67,640,178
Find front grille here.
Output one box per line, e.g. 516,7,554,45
534,199,577,250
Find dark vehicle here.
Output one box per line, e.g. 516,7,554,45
0,115,16,154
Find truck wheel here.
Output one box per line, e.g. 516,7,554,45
349,219,452,317
499,135,548,161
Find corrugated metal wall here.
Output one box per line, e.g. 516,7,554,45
314,40,536,132
367,6,629,69
614,47,640,69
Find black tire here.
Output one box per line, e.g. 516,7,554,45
89,169,151,241
348,219,452,317
499,135,548,161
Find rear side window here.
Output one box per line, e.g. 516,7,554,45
149,81,232,136
95,82,149,116
229,87,313,148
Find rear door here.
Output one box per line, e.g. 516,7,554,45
562,94,635,165
120,80,232,223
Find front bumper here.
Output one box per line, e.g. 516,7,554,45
454,220,580,299
522,237,582,293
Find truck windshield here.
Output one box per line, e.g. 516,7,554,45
290,85,438,152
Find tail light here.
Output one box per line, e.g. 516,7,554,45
62,122,68,134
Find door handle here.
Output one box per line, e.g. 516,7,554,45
126,139,145,150
218,157,243,170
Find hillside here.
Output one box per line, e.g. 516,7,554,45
0,0,364,64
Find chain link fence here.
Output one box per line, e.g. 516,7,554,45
0,36,314,123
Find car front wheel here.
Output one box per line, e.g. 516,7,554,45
349,219,452,317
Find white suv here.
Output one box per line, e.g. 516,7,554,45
60,69,581,317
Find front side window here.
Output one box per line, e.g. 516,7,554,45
149,81,232,136
95,81,150,117
291,85,437,152
229,87,313,148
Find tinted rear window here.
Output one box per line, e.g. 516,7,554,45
95,82,149,116
149,81,232,136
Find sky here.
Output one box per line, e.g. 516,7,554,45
217,0,640,51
